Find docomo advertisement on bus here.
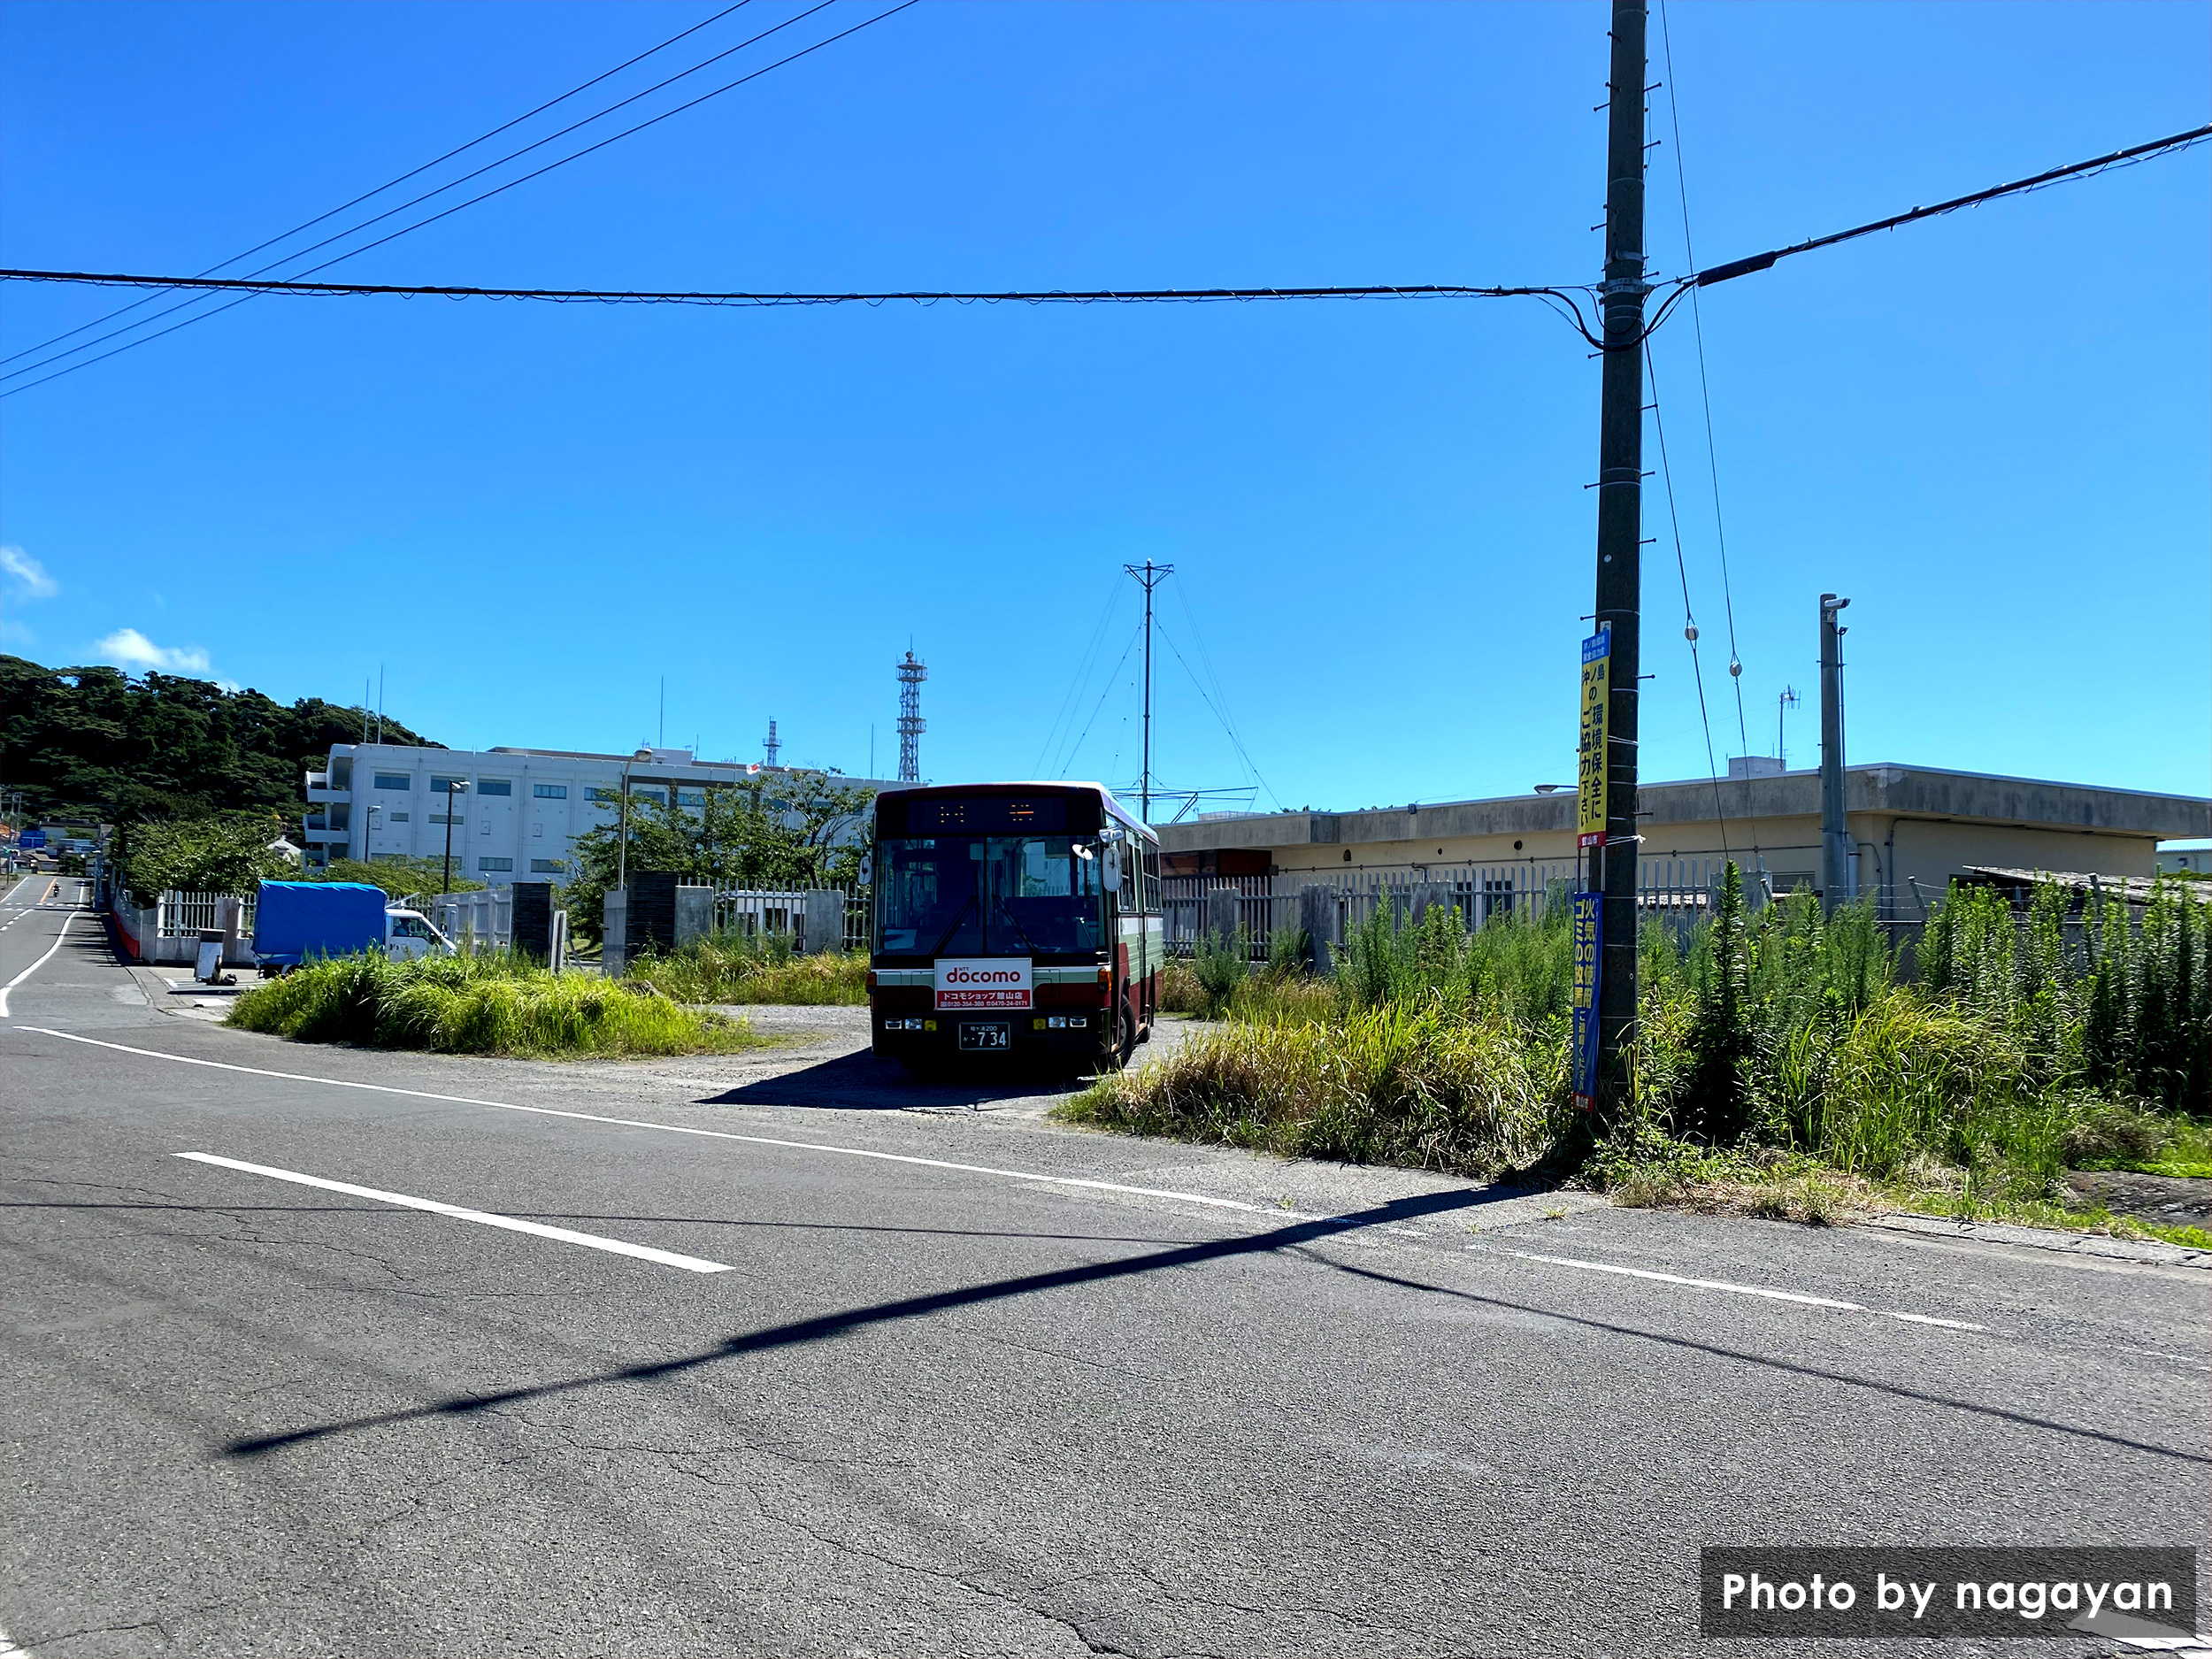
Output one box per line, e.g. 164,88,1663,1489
935,958,1033,1010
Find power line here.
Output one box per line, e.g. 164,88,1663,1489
0,2,750,369
0,270,1587,308
3,0,843,388
2,0,917,397
1689,121,2212,288
1655,0,1750,765
1644,343,1728,856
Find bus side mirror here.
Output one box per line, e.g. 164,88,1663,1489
1103,846,1123,893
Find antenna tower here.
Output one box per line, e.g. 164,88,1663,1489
895,651,927,782
764,719,780,769
1123,562,1174,823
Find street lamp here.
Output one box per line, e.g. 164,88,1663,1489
440,779,472,897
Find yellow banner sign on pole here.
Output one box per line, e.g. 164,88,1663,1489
1578,625,1610,849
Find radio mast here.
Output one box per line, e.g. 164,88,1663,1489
1123,562,1174,825
896,651,927,782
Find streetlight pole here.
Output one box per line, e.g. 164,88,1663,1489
441,779,471,897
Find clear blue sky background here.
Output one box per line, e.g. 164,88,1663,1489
4,1,2206,813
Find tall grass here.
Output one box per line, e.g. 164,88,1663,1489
1067,1002,1567,1176
228,950,763,1057
624,931,868,1004
1069,867,2209,1211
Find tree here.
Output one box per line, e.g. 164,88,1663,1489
114,813,298,905
0,655,440,831
563,772,876,941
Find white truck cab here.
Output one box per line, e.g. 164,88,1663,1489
385,910,455,961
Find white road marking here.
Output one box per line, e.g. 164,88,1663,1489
26,1030,1994,1335
0,911,75,1017
24,1028,1323,1223
0,1624,36,1657
1503,1249,1988,1331
173,1152,733,1274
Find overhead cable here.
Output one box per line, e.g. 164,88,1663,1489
0,2,751,369
1689,122,2212,288
2,0,918,396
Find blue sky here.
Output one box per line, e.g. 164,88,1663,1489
4,0,2205,813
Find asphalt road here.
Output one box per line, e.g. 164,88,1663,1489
2,888,2207,1657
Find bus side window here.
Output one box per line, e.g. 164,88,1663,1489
1142,844,1160,912
1120,846,1137,910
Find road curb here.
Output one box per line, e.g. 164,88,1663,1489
1866,1211,2211,1271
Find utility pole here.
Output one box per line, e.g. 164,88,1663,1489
1590,0,1649,1123
1819,593,1852,910
1123,561,1174,823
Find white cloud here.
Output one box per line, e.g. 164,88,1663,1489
96,627,211,674
2,545,58,600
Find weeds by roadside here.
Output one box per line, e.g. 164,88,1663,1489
1060,871,2210,1243
227,949,766,1057
623,932,868,1005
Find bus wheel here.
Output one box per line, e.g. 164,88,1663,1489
1112,1005,1136,1069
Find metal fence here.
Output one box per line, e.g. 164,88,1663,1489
433,888,513,950
157,889,257,938
704,884,871,953
1163,860,1732,960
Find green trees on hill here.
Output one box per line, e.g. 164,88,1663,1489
0,655,440,826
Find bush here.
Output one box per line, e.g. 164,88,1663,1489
317,856,485,900
1157,956,1206,1014
227,950,762,1057
1065,1002,1567,1177
624,933,868,1004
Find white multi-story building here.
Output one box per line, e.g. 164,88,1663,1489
303,743,900,884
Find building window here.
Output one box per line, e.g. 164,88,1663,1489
476,778,512,796
588,787,620,804
430,814,463,826
373,772,411,790
431,775,467,794
633,787,667,806
389,812,410,823
533,782,568,800
677,787,706,807
479,856,514,872
531,858,566,873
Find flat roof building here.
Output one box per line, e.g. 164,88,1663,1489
1157,764,2210,920
303,742,901,886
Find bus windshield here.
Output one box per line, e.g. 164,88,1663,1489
876,835,1106,956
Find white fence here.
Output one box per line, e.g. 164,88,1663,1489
432,888,513,950
704,884,870,954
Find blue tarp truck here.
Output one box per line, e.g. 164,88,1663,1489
252,880,452,969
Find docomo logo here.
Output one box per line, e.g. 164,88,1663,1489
935,957,1033,1010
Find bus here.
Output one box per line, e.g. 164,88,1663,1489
869,781,1163,1071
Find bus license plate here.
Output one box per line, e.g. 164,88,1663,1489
959,1022,1010,1051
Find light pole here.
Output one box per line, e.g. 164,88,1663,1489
440,779,471,897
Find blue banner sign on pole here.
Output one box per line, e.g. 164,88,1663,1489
1571,890,1603,1110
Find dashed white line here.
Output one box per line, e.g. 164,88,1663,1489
1502,1248,1989,1331
27,1029,1997,1336
173,1152,734,1274
29,1028,1318,1223
0,911,75,1018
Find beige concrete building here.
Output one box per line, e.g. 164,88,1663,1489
1158,764,2210,918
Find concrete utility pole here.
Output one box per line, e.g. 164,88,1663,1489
1819,593,1852,910
1591,0,1649,1121
1124,561,1174,824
